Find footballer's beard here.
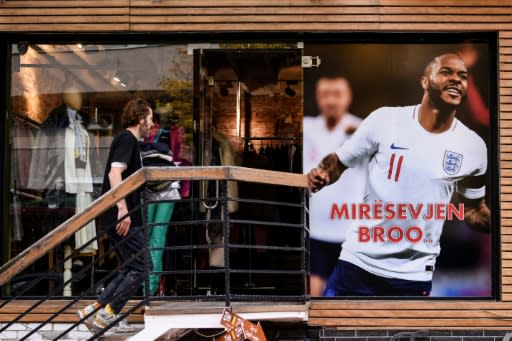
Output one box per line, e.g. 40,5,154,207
427,82,466,115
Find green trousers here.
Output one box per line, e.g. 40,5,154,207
147,202,175,295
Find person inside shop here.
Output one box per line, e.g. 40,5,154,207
143,110,177,296
77,98,153,333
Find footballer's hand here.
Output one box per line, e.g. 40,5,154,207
308,167,330,193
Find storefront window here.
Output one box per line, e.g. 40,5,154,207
8,43,194,296
6,42,304,297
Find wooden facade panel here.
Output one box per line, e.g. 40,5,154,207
310,301,512,310
129,0,380,6
0,8,129,15
500,145,512,153
500,88,512,96
0,24,130,31
379,15,512,23
0,0,511,330
0,1,128,7
0,16,127,24
0,300,143,323
380,23,512,30
0,0,129,31
129,15,380,24
382,7,512,15
308,318,512,328
309,310,512,318
129,23,381,31
379,0,512,6
132,7,379,15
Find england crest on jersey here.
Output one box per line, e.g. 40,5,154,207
443,150,463,175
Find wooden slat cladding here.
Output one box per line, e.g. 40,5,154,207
502,29,512,310
0,0,129,31
308,302,512,329
0,0,512,331
1,0,512,32
126,0,512,32
0,300,144,323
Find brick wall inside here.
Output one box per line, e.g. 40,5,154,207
211,91,302,153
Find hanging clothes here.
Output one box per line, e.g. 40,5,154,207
28,105,98,253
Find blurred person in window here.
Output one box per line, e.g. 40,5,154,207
304,77,368,296
458,42,489,128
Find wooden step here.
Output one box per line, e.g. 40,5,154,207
0,299,145,323
145,301,309,316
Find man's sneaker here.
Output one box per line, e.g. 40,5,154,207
76,304,97,331
92,309,135,333
114,317,135,333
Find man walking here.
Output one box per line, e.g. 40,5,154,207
77,98,153,331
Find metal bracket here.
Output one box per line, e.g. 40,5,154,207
390,330,429,341
302,56,321,68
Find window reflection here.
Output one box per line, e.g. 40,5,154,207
9,44,194,296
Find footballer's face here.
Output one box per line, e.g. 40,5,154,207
424,54,468,108
316,78,352,121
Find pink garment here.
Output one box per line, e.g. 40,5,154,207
147,122,161,143
169,125,184,160
169,124,191,198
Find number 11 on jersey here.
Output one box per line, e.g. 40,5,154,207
387,153,404,182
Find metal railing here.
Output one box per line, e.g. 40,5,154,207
0,166,309,340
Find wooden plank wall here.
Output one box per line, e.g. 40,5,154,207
1,0,512,330
0,0,129,31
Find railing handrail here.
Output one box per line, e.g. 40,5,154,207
0,166,308,286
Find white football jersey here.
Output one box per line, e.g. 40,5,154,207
304,114,368,243
336,105,487,281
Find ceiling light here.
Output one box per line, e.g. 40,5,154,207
120,83,127,88
77,43,83,49
113,76,121,83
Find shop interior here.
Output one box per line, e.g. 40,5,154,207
6,43,304,297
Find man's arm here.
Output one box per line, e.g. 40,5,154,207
457,173,490,233
307,152,347,193
109,166,131,237
460,195,490,233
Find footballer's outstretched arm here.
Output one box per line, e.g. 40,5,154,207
307,152,347,193
457,175,490,233
461,196,490,233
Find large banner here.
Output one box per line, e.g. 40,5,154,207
304,41,495,297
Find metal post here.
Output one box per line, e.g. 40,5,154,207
303,188,310,301
142,186,151,304
63,245,72,297
220,180,230,306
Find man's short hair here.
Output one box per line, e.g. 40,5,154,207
424,53,464,78
121,98,151,129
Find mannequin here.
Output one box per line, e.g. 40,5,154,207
28,86,98,255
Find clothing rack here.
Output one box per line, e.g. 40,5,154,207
245,136,302,141
12,111,41,129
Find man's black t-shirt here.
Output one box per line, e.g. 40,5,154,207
100,130,142,229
